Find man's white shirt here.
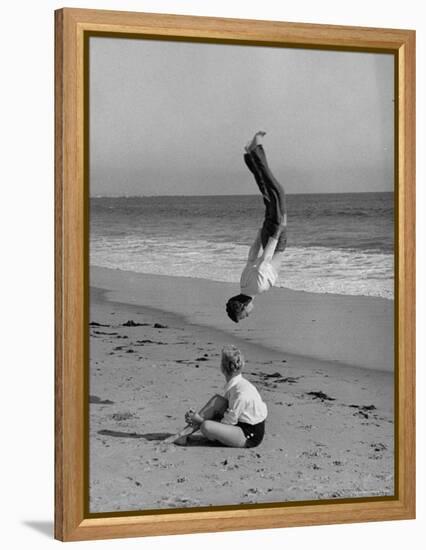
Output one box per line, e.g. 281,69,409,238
240,258,278,296
240,231,280,297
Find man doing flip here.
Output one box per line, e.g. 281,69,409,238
226,132,287,323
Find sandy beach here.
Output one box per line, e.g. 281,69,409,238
89,266,394,513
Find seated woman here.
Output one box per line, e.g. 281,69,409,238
176,345,268,448
226,131,288,323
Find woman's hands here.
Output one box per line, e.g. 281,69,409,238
185,408,203,426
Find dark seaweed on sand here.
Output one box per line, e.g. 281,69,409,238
306,391,336,401
251,371,300,384
349,404,377,411
122,320,150,327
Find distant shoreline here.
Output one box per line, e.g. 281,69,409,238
89,261,395,301
90,192,394,299
90,265,394,372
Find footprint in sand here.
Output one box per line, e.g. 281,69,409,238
243,488,260,498
353,410,369,419
126,476,142,487
110,412,136,421
161,496,199,508
371,443,387,451
368,442,387,459
297,424,314,431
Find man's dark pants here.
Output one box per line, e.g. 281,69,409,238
244,144,287,252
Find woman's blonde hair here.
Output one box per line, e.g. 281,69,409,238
221,345,244,376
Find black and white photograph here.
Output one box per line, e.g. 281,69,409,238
88,36,395,513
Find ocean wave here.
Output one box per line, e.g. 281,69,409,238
90,236,394,300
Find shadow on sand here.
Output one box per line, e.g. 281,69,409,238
97,429,224,446
98,429,172,441
177,435,225,447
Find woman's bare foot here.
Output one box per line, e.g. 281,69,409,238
245,131,266,153
174,434,188,446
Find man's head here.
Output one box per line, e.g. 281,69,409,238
226,294,254,323
221,345,245,378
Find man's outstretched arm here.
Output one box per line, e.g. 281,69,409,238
247,229,263,263
261,235,279,262
261,218,287,262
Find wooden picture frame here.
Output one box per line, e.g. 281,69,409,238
54,7,415,542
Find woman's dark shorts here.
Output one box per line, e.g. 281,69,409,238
237,420,265,448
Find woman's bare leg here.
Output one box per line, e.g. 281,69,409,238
197,394,228,420
200,420,247,447
174,394,228,445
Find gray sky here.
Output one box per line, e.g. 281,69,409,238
89,37,394,196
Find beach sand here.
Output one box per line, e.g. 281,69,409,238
89,266,394,513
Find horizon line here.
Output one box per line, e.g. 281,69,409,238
90,190,394,198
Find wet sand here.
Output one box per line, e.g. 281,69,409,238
89,267,394,513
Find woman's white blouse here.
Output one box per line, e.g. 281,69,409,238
221,374,268,426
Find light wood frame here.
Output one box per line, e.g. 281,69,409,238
54,7,416,542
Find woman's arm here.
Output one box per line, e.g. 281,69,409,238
220,391,246,425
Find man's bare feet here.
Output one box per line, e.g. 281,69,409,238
245,131,267,153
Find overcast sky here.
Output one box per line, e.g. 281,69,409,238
89,36,394,196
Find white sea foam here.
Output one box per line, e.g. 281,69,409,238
90,236,394,300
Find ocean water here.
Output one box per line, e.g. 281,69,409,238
90,193,394,299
